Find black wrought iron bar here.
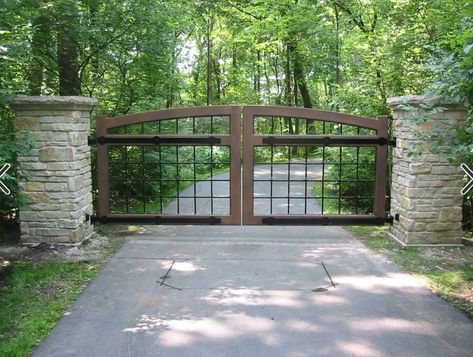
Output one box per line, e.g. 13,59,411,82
110,179,231,183
287,146,291,214
262,136,389,146
116,196,232,199
96,216,221,225
96,136,222,145
338,147,342,214
262,216,391,225
159,145,163,213
270,117,275,214
193,146,197,215
118,161,229,165
252,179,375,183
356,127,361,214
253,196,373,200
176,146,180,214
304,146,308,215
141,144,145,213
321,146,325,214
124,130,129,214
270,145,274,214
210,146,214,214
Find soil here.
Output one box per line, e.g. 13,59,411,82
0,224,139,270
420,245,473,267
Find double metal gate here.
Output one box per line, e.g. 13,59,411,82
92,106,392,225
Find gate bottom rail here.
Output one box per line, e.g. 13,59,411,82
262,216,393,225
87,214,221,225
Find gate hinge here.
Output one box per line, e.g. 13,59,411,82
88,136,107,146
88,136,97,146
85,213,100,223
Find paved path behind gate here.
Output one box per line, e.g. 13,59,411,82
33,226,473,357
164,162,323,215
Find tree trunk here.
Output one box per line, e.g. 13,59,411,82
256,50,261,98
206,13,213,106
332,4,341,110
292,47,313,108
29,13,49,95
213,55,221,101
57,1,81,95
284,43,292,106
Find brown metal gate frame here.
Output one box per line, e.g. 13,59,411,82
242,106,390,225
92,105,391,225
95,106,241,224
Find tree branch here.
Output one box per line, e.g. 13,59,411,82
223,0,262,20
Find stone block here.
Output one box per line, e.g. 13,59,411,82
410,163,431,175
19,211,38,222
45,182,68,192
54,132,69,141
39,147,73,162
431,165,459,175
16,117,40,130
27,192,49,203
68,176,85,191
26,182,44,191
68,132,86,146
429,222,453,231
38,211,71,219
400,197,415,210
40,115,72,124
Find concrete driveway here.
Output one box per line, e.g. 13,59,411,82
33,225,473,357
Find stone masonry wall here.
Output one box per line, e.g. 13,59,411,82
387,95,467,245
9,96,97,244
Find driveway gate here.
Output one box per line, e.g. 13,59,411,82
92,106,392,225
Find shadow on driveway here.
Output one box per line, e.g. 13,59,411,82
33,226,473,357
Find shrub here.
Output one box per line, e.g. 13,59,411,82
0,105,34,233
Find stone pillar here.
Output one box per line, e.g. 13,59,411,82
8,96,97,244
387,95,467,245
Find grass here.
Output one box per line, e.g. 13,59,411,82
0,262,99,356
347,226,473,318
0,228,125,357
311,180,355,214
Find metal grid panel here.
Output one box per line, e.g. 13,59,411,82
96,106,241,225
95,105,390,225
242,106,389,225
252,145,376,216
108,145,231,215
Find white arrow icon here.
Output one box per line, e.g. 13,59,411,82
0,163,11,195
461,163,473,196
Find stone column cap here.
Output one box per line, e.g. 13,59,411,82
387,94,465,110
4,95,97,110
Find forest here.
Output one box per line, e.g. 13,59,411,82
0,0,472,223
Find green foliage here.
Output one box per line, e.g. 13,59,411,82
1,0,472,221
323,146,376,214
0,105,34,230
2,0,467,114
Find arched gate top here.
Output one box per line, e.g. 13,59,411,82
98,105,387,134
